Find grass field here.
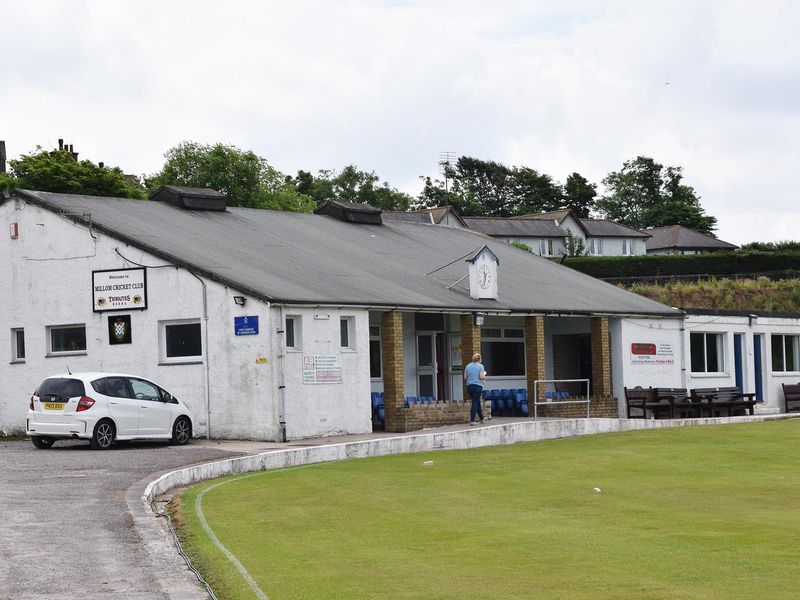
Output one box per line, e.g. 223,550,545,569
174,420,800,599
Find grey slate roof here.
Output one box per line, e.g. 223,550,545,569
12,189,680,317
645,225,738,252
382,211,435,224
579,219,650,238
462,217,566,238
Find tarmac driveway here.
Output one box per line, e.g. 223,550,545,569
0,437,238,600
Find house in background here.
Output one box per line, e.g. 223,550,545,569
645,225,738,255
461,216,567,256
382,205,468,228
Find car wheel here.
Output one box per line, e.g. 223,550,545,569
171,417,192,445
90,420,115,450
31,436,55,449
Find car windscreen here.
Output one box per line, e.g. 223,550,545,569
36,378,86,401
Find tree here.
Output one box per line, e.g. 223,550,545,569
0,146,144,198
562,172,597,218
512,167,563,215
596,156,717,234
563,230,587,256
287,165,413,212
147,142,315,212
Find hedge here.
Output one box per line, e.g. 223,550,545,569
561,251,800,279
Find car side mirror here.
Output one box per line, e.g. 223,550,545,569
162,392,172,403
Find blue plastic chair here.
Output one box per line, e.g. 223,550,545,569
405,396,418,406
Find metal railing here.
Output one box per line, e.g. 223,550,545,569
533,379,591,420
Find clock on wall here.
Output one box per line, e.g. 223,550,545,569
478,264,492,289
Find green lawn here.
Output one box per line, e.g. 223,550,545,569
175,420,800,599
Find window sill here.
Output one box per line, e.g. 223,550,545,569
46,351,87,358
771,371,800,377
157,360,203,366
340,348,357,353
10,360,26,364
287,348,303,353
690,372,728,378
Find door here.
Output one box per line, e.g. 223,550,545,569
733,334,743,391
435,333,447,400
753,334,764,403
416,332,436,399
102,376,139,436
129,377,173,436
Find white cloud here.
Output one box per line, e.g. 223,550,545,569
1,0,798,244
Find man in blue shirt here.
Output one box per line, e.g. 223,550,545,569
463,353,487,425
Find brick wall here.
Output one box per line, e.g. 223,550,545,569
460,315,481,400
389,401,473,432
533,396,618,418
381,311,405,433
525,315,546,400
591,317,612,397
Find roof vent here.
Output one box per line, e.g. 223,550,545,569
314,200,382,225
150,185,227,212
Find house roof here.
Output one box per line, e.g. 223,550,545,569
10,189,680,317
645,225,738,251
512,209,573,223
579,219,650,238
382,206,468,228
462,217,567,238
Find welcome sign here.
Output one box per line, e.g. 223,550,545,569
92,267,147,312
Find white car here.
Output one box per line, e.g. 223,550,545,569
26,372,194,450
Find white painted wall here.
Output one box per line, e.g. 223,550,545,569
588,237,647,257
0,200,372,440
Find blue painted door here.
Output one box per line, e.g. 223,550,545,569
734,334,743,391
753,334,763,403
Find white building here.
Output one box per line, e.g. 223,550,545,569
3,188,796,441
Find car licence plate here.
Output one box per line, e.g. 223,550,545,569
43,403,65,410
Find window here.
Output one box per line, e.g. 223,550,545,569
369,325,381,378
340,317,354,349
47,324,86,355
690,332,724,373
11,328,25,362
771,334,800,372
622,239,633,255
160,320,202,363
285,316,301,349
128,378,161,401
480,327,526,376
539,239,553,256
92,376,133,398
588,238,603,255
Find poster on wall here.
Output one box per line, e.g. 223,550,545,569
234,316,259,336
450,335,462,371
92,268,147,312
302,355,343,384
630,342,675,365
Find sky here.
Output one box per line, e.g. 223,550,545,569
1,0,798,245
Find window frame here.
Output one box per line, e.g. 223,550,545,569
11,328,25,362
369,325,382,379
46,324,87,356
589,238,604,256
538,239,554,257
689,331,725,374
285,315,302,350
159,319,203,364
340,316,355,350
771,333,800,373
479,327,526,377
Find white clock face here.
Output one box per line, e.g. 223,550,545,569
478,264,492,289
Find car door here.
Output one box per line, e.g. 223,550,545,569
98,376,139,436
128,377,172,436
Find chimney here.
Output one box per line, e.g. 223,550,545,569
0,141,6,174
58,138,64,151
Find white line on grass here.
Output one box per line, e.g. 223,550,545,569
194,465,316,600
195,473,269,600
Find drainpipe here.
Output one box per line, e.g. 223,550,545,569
190,271,212,439
679,319,687,389
278,304,288,442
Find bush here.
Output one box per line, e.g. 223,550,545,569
563,252,800,279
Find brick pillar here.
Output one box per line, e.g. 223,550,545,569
591,316,612,397
525,316,546,401
460,315,481,401
381,312,405,432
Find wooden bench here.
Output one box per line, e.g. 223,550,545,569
782,383,800,413
652,387,701,419
624,386,652,418
690,387,757,417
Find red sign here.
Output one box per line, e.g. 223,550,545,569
631,343,657,355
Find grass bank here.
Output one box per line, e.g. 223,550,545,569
175,420,800,599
